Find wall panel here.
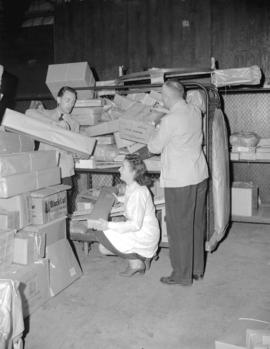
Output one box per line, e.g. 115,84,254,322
54,0,211,80
211,0,270,82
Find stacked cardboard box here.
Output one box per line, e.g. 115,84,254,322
46,62,96,100
0,139,82,318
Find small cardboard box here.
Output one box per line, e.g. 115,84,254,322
0,229,15,266
0,259,50,318
231,182,258,216
23,216,66,246
13,231,46,265
30,184,69,225
46,62,95,100
46,238,82,296
0,194,31,229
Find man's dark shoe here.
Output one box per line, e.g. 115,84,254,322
160,276,192,286
193,274,203,281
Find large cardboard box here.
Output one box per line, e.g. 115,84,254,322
46,239,82,296
30,184,69,225
23,216,66,246
0,194,31,229
0,150,57,177
2,109,96,158
0,131,34,154
231,182,258,216
0,167,60,198
0,259,50,318
46,62,95,100
0,171,37,198
0,229,15,266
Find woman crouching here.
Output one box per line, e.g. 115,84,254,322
89,153,160,277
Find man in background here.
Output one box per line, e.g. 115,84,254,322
26,86,80,212
148,80,208,286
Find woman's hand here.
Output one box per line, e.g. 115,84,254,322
98,218,109,231
112,192,125,204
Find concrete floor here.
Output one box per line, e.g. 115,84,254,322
24,222,270,349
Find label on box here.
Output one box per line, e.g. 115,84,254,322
30,186,68,225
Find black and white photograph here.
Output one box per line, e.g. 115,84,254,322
0,0,269,348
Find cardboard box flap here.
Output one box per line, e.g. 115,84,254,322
30,184,71,198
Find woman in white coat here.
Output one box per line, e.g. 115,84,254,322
88,153,160,277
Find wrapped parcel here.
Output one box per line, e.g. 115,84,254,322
2,108,96,158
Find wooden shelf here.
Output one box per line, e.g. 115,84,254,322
231,204,270,224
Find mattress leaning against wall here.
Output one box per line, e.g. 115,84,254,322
206,108,230,252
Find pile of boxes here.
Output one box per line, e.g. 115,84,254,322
0,131,82,319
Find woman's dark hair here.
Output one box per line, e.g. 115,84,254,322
125,153,151,186
57,86,77,99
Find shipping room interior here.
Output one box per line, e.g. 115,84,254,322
0,1,270,349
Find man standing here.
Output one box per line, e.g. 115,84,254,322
148,80,208,286
26,86,79,212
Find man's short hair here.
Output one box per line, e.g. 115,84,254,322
163,80,185,98
57,86,77,99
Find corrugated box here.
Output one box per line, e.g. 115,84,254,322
231,182,258,216
85,120,119,137
0,150,57,177
0,229,15,266
0,172,37,198
0,259,50,318
72,107,102,126
30,184,69,225
24,216,66,246
46,238,82,296
35,167,60,189
119,118,155,144
2,109,96,158
0,167,60,198
0,131,34,154
0,194,31,229
114,132,135,149
46,62,95,100
0,210,20,230
13,231,46,265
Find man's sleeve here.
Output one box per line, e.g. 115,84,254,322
147,117,171,154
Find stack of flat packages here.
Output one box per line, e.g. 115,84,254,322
0,133,82,317
74,90,165,170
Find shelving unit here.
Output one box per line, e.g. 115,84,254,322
221,87,270,224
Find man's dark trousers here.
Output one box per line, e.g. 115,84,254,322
164,179,207,284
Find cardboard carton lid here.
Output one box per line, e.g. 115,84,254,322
30,184,71,198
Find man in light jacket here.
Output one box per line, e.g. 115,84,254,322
148,80,208,286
